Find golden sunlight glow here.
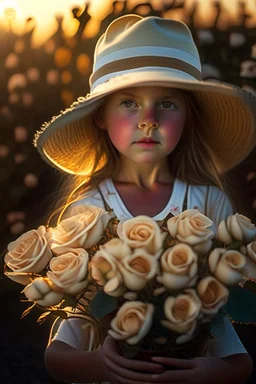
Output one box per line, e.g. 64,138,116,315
0,0,91,45
190,0,256,28
0,0,255,45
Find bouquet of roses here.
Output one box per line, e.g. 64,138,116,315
4,205,256,358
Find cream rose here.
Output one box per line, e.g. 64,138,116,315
117,215,166,255
100,238,132,261
245,260,256,280
51,205,111,254
167,210,214,254
118,249,158,291
197,277,229,315
91,249,125,297
23,277,64,307
157,244,198,290
243,241,256,279
108,301,154,345
161,289,201,343
4,226,53,285
47,248,90,295
218,214,256,245
209,248,246,286
247,241,256,262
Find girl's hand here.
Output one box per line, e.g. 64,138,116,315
150,356,231,384
99,336,164,384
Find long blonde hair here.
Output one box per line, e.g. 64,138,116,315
47,90,231,226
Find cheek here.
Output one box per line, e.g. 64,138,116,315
162,114,186,146
108,114,135,151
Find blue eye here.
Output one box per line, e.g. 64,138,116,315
159,101,178,110
121,100,137,109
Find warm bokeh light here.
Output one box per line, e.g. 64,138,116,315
0,0,255,45
189,0,256,29
0,0,91,45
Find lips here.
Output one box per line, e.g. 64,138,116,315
136,138,157,143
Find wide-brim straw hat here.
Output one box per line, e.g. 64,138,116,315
34,14,256,175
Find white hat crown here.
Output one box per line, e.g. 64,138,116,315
90,15,202,91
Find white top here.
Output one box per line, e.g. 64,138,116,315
63,178,234,225
51,178,247,383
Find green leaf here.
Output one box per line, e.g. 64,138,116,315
51,310,68,319
89,291,117,319
62,294,77,308
223,285,256,323
211,239,223,248
20,303,36,319
226,241,243,251
243,279,256,294
37,311,51,324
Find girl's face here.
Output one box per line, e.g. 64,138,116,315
100,86,187,164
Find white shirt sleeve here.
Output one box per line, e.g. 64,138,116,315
208,316,247,357
51,317,100,351
207,186,234,225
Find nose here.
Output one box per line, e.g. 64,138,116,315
138,109,159,135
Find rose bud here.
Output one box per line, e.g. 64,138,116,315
23,277,63,307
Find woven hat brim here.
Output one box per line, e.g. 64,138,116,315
34,70,256,175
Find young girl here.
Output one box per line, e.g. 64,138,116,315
34,14,256,384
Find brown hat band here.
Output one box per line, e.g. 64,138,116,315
91,56,202,86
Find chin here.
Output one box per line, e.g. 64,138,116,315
133,156,157,164
135,153,165,163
